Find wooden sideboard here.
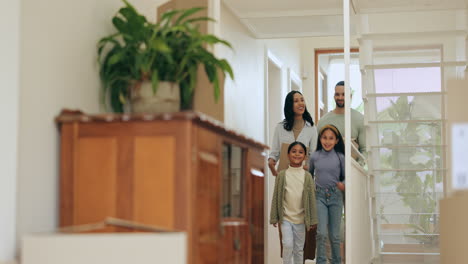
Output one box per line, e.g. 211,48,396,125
56,110,266,264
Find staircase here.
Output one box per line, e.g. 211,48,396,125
359,38,458,263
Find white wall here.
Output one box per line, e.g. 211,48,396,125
219,4,304,264
16,0,168,257
219,4,303,144
265,39,302,117
219,4,265,143
0,0,20,262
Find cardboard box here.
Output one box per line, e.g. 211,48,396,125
447,79,468,195
21,218,187,264
440,191,468,264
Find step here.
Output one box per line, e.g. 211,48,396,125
382,244,439,254
381,252,440,264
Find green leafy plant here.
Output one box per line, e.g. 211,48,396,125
98,0,234,112
377,95,442,247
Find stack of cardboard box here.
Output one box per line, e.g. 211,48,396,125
440,191,468,263
440,79,468,263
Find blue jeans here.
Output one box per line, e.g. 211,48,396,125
316,186,343,264
281,220,305,264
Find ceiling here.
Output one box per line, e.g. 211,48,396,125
222,0,468,38
226,0,342,17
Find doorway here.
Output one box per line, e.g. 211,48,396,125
265,49,284,264
315,49,361,121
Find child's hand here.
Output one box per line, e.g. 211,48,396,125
308,224,317,231
336,182,345,191
268,158,278,176
273,223,278,228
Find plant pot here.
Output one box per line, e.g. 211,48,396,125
130,81,180,113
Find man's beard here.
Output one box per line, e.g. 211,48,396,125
336,101,344,108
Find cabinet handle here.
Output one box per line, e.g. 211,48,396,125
250,168,264,177
220,224,224,236
233,238,241,251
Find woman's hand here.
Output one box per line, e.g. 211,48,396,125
308,224,317,231
336,182,345,191
303,164,309,171
273,223,278,228
268,158,278,176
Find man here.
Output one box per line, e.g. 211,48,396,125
317,81,366,156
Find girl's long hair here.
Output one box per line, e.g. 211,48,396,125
283,91,314,131
316,124,345,154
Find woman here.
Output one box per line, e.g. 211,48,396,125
268,90,318,176
268,90,318,263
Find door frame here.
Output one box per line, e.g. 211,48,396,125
314,48,359,122
263,47,284,264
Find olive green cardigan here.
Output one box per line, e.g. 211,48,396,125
269,169,318,228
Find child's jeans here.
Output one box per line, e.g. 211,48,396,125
281,220,306,264
315,186,343,264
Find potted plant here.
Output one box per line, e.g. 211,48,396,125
98,0,234,113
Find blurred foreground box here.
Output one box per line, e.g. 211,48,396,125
440,191,468,264
21,218,187,264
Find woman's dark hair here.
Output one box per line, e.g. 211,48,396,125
283,91,314,131
287,141,307,154
316,124,345,154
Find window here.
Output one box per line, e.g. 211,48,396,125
221,144,244,218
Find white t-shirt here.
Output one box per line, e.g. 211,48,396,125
283,166,306,224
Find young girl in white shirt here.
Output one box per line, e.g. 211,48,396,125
270,141,318,264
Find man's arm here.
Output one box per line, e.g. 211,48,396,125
269,124,280,161
358,121,367,155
